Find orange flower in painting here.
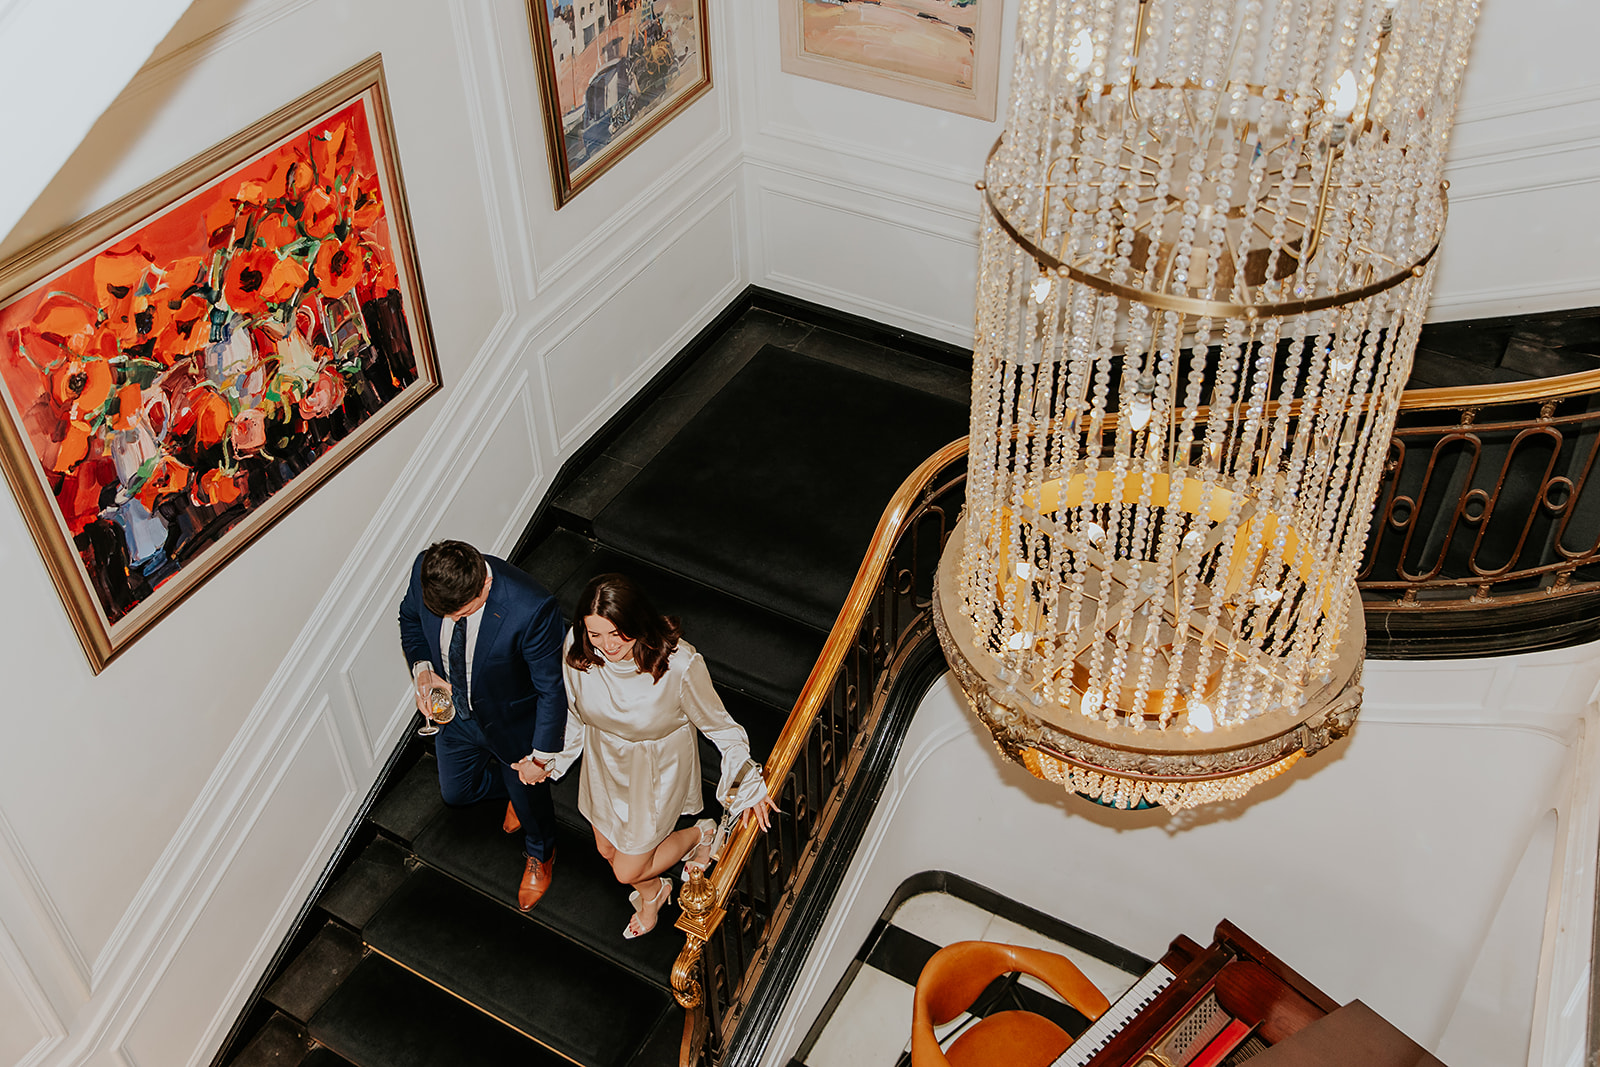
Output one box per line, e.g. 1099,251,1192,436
153,294,212,365
276,156,315,201
223,247,308,317
303,185,339,239
256,212,300,250
197,468,243,507
111,384,142,431
53,420,93,473
235,178,270,206
190,390,233,449
136,456,191,511
311,123,356,182
95,246,153,305
351,173,383,228
31,294,95,342
367,258,399,298
263,256,309,306
49,357,114,414
206,197,241,245
315,235,362,299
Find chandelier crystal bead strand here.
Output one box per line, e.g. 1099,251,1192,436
932,0,1479,810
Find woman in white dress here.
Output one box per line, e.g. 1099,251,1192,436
560,573,776,939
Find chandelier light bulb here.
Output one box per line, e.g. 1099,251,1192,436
1330,69,1359,120
1068,28,1093,76
1031,276,1054,305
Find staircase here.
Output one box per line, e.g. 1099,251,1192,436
215,292,972,1067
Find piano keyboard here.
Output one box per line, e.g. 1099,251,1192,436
1053,963,1177,1067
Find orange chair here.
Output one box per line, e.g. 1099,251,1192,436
911,941,1112,1067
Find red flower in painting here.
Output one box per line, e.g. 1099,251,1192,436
314,235,362,299
183,389,233,449
311,123,356,182
351,173,383,228
302,186,339,239
95,246,153,306
298,365,347,420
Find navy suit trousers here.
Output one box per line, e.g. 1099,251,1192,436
434,714,556,861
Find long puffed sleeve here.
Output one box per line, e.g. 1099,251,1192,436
679,652,769,814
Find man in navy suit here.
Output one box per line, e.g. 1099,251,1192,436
398,540,567,910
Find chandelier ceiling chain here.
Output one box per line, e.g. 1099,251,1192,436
933,0,1480,810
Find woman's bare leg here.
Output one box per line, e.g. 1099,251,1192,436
595,825,703,932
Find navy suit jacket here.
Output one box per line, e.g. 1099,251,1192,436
398,554,568,764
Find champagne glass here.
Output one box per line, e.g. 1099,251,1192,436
417,686,455,737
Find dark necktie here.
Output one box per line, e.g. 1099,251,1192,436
447,619,473,720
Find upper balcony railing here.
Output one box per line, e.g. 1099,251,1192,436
669,363,1600,1067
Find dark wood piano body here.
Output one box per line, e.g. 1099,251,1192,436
1078,922,1442,1067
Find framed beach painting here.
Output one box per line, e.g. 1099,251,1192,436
528,0,714,206
778,0,1004,120
0,55,440,673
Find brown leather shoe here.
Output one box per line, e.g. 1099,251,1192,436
502,801,520,835
518,852,553,912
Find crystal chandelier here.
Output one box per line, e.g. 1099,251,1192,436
932,0,1479,810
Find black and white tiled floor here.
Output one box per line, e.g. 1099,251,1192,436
792,873,1153,1067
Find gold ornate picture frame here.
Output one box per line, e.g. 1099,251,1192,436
0,55,440,672
778,0,1004,121
527,0,714,207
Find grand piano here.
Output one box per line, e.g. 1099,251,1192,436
1056,922,1446,1067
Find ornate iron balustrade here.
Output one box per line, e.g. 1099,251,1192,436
1360,370,1600,655
672,440,969,1067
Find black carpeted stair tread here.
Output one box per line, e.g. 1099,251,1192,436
520,528,826,710
300,1049,357,1067
592,345,968,632
411,800,682,987
368,757,445,844
631,1006,689,1067
264,923,365,1023
364,866,673,1067
308,955,568,1067
228,1012,313,1066
319,837,411,930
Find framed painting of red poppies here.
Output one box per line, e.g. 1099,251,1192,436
0,55,439,672
527,0,713,206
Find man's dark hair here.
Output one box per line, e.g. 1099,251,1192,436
420,540,488,616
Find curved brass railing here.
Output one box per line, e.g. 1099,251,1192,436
672,438,969,1066
669,361,1600,1065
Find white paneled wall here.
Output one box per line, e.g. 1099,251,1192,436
0,0,742,1064
770,647,1600,1067
733,0,1600,332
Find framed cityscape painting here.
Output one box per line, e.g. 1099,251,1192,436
528,0,714,206
778,0,1003,121
0,55,440,673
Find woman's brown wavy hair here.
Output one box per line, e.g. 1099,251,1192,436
566,573,681,683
